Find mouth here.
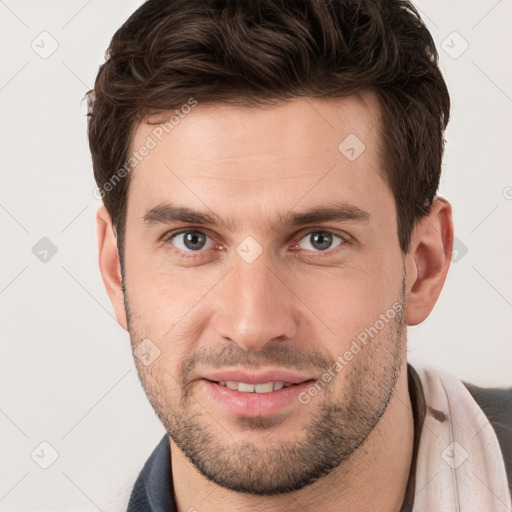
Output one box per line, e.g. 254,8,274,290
200,376,316,417
207,379,309,393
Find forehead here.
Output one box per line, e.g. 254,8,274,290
126,93,392,228
132,92,380,164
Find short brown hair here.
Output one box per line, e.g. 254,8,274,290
87,0,450,258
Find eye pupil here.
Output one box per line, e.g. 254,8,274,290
184,231,206,250
311,232,332,251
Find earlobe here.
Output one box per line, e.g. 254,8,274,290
96,205,128,330
405,197,454,326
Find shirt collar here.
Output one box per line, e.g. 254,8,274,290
127,434,176,511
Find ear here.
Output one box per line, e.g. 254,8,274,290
404,197,454,326
96,205,128,330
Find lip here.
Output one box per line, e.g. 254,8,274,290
200,375,315,417
201,369,313,385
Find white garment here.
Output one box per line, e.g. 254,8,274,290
413,367,511,511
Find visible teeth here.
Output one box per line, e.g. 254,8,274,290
254,382,274,393
218,381,293,393
238,382,255,393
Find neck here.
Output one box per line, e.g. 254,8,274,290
170,369,414,512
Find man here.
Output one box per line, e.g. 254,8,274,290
87,0,511,510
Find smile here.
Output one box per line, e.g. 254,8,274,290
201,378,315,417
216,380,294,393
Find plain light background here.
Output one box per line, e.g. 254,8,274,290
0,1,511,510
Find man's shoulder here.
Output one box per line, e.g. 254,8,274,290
463,380,512,491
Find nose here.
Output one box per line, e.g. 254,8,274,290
212,251,299,352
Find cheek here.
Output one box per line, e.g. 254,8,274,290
291,261,402,340
124,256,222,352
126,245,200,313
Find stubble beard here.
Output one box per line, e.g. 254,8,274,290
126,279,407,495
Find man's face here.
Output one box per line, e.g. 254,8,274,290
122,94,407,494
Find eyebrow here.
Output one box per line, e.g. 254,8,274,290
142,201,370,230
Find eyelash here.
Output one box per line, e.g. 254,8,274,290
161,228,350,262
